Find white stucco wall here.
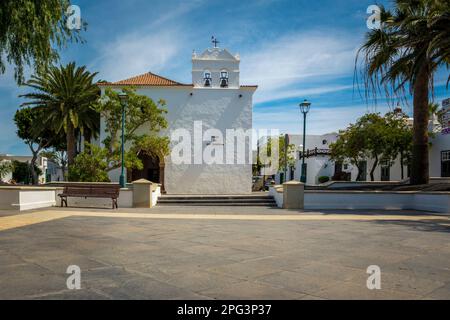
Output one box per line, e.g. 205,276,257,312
430,133,450,177
100,86,255,194
192,48,240,89
0,187,57,211
270,187,450,214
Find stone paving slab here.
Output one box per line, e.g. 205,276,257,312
0,207,449,299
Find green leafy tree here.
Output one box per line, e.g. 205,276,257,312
356,0,449,185
331,112,413,181
14,107,56,184
259,135,295,181
0,161,13,181
70,88,170,182
0,0,85,84
352,114,388,181
330,125,367,181
12,160,42,184
384,111,413,180
20,62,100,167
68,144,110,182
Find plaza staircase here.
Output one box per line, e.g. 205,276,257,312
157,194,277,207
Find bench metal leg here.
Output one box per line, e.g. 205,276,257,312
112,198,118,209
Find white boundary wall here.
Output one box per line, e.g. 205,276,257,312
0,187,57,211
0,185,162,211
269,186,283,208
269,186,450,214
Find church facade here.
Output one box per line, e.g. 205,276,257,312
98,45,257,194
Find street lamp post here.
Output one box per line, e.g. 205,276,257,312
299,99,311,183
118,93,128,188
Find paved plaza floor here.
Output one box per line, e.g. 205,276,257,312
0,206,449,299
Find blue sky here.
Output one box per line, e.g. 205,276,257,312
0,0,448,154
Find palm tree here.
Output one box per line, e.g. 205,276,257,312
356,0,449,185
20,62,100,167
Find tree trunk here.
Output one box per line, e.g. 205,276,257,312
370,155,378,182
60,151,67,181
400,153,404,180
66,122,76,167
27,142,39,185
410,64,430,185
354,158,362,181
30,154,38,185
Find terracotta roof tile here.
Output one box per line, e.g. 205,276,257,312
98,72,192,87
97,71,257,89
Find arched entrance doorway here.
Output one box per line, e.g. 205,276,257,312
130,152,165,191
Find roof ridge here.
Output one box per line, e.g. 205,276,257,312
146,71,183,85
98,71,192,87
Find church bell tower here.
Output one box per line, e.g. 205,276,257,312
192,37,240,89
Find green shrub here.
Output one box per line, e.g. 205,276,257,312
68,145,110,182
318,176,330,184
0,161,13,180
12,161,41,184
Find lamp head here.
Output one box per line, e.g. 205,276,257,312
299,99,311,114
118,93,128,105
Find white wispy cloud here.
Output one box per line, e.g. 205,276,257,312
254,84,354,104
151,0,205,27
90,0,204,82
92,29,186,82
240,31,359,103
253,104,392,135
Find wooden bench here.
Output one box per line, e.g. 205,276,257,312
58,184,121,209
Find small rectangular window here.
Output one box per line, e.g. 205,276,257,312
442,151,450,161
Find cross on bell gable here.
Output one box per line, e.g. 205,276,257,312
211,36,220,48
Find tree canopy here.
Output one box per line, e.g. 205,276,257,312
20,62,100,166
356,0,450,185
14,107,60,184
69,88,170,182
330,112,413,181
0,0,85,84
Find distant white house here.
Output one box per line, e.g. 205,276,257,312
263,99,450,185
430,98,450,178
0,154,49,184
98,42,257,194
261,133,408,185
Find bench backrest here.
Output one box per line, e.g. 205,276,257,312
63,184,121,197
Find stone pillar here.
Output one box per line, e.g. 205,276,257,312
159,163,166,194
282,181,304,209
132,179,154,208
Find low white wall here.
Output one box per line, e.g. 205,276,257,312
0,187,57,211
0,189,20,210
305,191,413,210
19,189,57,211
413,193,450,213
269,185,283,208
152,186,161,206
270,187,450,214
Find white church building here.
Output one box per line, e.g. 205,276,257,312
98,43,257,194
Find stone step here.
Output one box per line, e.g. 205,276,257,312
159,199,276,204
159,197,273,201
157,194,277,207
158,202,277,207
160,194,272,199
